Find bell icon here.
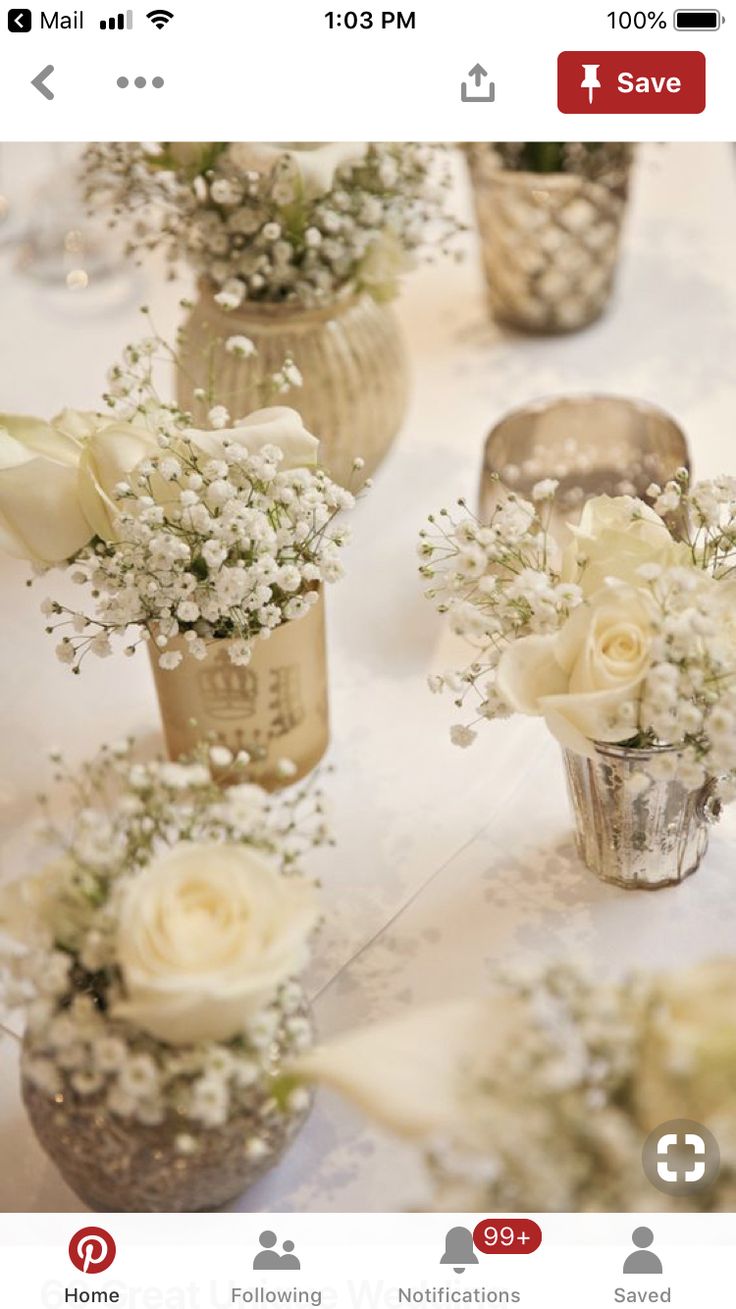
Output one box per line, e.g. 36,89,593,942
440,1226,478,1273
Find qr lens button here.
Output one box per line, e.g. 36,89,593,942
642,1119,720,1196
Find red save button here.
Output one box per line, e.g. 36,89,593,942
558,51,706,113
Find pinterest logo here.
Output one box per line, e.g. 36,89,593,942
69,1227,117,1274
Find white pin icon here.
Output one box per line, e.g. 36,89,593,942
78,1233,109,1273
581,63,602,104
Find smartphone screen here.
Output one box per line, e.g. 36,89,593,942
0,1,735,1304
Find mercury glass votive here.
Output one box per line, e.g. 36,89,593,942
479,395,690,537
22,1003,315,1212
562,742,719,889
467,148,633,334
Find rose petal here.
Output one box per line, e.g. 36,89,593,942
539,677,644,755
0,456,92,563
189,407,319,471
295,1000,497,1139
497,634,568,716
0,413,81,466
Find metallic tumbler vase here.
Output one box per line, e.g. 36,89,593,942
468,153,633,334
562,742,719,889
479,395,690,537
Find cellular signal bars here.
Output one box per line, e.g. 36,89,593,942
100,10,134,28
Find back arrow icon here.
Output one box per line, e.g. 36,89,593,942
31,65,55,100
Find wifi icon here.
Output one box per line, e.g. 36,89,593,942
147,8,173,27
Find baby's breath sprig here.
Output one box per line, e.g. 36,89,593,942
83,142,462,309
420,483,580,744
426,957,736,1213
35,737,331,886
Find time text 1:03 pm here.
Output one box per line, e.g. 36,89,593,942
324,11,416,29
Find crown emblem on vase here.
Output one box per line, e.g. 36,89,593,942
268,666,305,738
197,651,258,721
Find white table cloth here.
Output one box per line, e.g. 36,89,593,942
1,143,735,1211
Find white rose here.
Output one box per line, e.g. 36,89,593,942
0,414,91,564
497,584,654,756
164,142,218,170
112,843,318,1045
285,143,367,196
77,420,160,541
0,861,59,946
188,406,319,471
635,959,736,1148
52,407,107,442
296,999,501,1141
563,495,686,597
0,855,96,951
359,230,413,301
227,143,284,175
227,143,366,197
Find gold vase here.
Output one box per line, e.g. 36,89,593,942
467,154,632,334
177,286,410,485
149,595,329,790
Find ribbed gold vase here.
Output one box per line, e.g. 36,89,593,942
177,286,410,485
149,596,329,790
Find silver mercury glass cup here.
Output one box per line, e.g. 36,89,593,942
479,394,690,539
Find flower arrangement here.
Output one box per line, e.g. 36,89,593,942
83,142,459,309
298,958,736,1212
420,479,736,798
0,741,327,1127
469,142,632,183
0,325,356,675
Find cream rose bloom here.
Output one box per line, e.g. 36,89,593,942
0,855,94,951
635,959,736,1147
0,406,169,559
77,418,160,541
227,143,366,197
113,843,318,1045
164,142,217,169
296,999,500,1141
359,230,413,300
188,406,319,471
0,414,92,564
497,584,654,756
563,495,686,597
52,407,106,442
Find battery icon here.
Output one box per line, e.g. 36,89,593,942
674,8,722,27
